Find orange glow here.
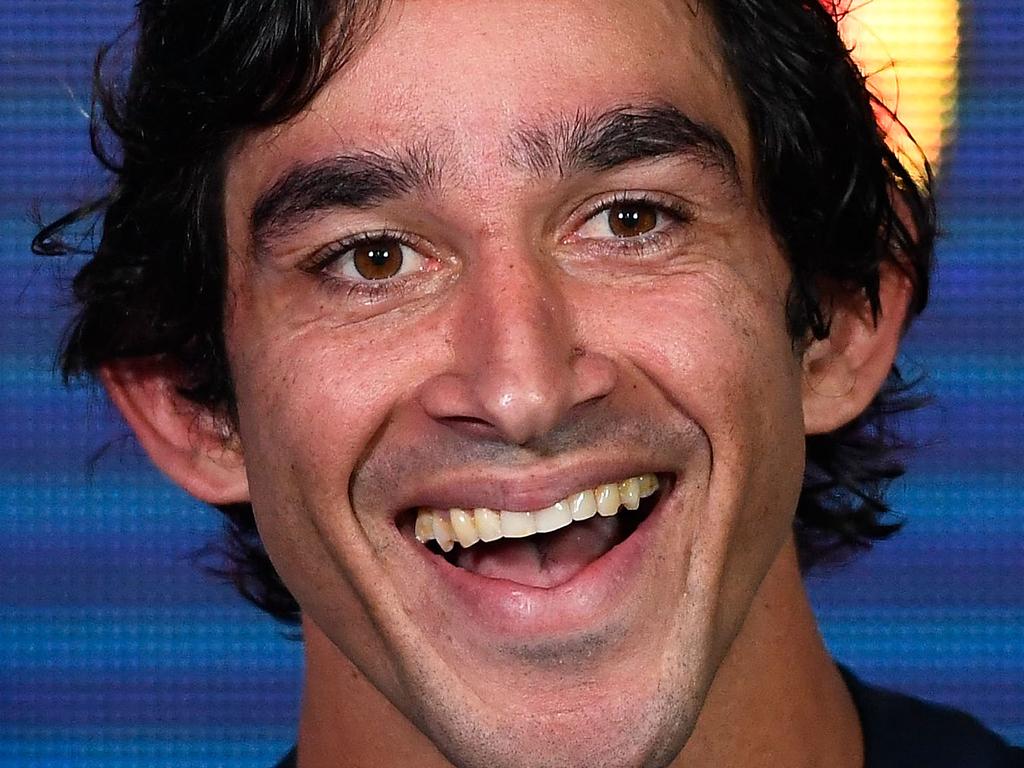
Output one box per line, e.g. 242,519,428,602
838,0,959,172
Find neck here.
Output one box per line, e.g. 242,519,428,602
296,540,863,768
673,542,863,768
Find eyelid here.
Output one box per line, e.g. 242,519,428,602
300,228,427,275
565,191,692,243
295,227,451,307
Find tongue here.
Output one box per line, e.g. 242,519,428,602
454,516,624,588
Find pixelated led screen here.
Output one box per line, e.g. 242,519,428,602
1,1,1022,765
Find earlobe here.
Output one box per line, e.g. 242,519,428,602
100,359,250,504
801,264,914,435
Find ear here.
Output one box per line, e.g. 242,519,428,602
801,263,914,435
99,359,249,504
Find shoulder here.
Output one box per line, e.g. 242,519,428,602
839,666,1024,768
271,747,297,768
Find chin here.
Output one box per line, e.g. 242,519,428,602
402,648,708,768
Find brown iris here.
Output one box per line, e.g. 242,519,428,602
607,203,658,238
352,241,404,280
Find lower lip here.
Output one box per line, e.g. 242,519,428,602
410,479,679,638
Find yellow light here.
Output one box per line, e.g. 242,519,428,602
838,0,959,172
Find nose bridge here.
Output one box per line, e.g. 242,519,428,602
417,238,615,447
461,246,573,433
477,248,564,367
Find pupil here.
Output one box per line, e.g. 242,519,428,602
353,242,403,280
609,204,657,237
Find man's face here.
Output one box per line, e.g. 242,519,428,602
223,1,807,766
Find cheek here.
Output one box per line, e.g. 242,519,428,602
588,268,805,631
225,305,446,516
582,267,802,437
579,265,805,541
222,307,452,654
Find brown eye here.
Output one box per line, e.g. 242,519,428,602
352,241,404,280
607,203,658,238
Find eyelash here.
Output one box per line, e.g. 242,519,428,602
571,191,692,256
300,193,691,299
302,228,423,301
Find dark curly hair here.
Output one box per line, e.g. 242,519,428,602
34,0,936,625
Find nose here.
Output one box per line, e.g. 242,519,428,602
418,249,616,446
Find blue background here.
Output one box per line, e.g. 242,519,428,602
1,1,1022,765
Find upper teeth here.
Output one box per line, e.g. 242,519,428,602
414,474,659,553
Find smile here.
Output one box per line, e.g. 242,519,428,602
414,473,660,550
407,473,664,591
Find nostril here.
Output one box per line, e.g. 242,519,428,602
442,415,493,428
418,346,616,446
437,414,505,441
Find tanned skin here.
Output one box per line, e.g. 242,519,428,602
105,1,912,765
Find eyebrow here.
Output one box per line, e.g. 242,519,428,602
509,102,740,185
249,144,442,251
248,102,739,250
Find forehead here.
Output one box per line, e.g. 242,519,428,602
229,0,751,194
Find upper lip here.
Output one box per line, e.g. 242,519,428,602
386,457,672,518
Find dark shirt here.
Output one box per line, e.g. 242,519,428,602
838,666,1023,767
272,667,1024,767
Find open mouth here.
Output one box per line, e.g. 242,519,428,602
403,474,668,589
